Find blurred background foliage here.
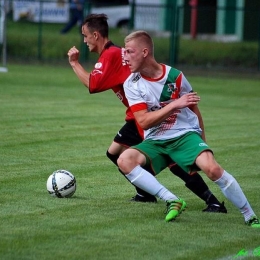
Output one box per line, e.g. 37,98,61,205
6,19,258,69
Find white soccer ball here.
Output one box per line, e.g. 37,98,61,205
47,170,76,198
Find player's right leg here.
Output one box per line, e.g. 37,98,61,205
107,121,157,203
117,147,186,222
106,146,157,202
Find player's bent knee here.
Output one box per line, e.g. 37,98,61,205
117,155,128,174
205,164,223,181
117,149,143,174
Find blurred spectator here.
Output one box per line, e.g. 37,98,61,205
60,0,85,34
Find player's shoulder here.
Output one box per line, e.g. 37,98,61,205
105,43,123,55
123,73,142,91
125,73,141,83
165,64,182,76
163,64,184,82
101,44,124,65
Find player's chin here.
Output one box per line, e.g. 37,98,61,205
87,45,95,52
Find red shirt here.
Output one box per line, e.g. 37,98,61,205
89,41,134,121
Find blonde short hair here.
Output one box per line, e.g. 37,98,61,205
125,30,154,55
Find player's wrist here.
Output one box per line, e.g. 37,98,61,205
69,60,79,67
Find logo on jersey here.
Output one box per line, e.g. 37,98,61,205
199,143,208,147
167,83,177,92
94,62,102,69
167,82,179,99
132,74,141,83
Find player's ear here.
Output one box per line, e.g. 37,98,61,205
93,31,98,40
143,48,149,58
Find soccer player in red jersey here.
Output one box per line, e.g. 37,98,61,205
67,13,227,212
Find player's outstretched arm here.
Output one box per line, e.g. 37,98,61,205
68,46,90,89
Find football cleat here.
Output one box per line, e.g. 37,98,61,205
130,194,157,203
165,198,187,222
202,202,227,213
245,216,260,228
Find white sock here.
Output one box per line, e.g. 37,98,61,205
214,170,256,221
126,165,178,201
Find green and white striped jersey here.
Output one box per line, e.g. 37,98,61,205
123,64,202,140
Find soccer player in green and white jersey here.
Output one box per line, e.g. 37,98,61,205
117,30,260,227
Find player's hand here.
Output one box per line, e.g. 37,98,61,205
173,92,200,109
68,46,80,66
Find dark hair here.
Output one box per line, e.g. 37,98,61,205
83,13,109,38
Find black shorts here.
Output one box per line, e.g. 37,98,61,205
113,120,143,148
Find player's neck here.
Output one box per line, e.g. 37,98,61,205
98,38,110,54
141,61,163,80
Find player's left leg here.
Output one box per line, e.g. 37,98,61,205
169,163,227,213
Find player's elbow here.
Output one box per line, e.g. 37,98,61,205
138,121,152,130
141,124,150,131
135,112,153,130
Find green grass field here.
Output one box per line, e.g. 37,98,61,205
1,64,260,260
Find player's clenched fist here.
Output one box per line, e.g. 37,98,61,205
68,46,80,65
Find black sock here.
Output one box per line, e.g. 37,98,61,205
106,150,119,166
169,164,221,205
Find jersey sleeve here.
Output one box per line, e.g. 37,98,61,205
179,73,193,96
123,76,148,113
